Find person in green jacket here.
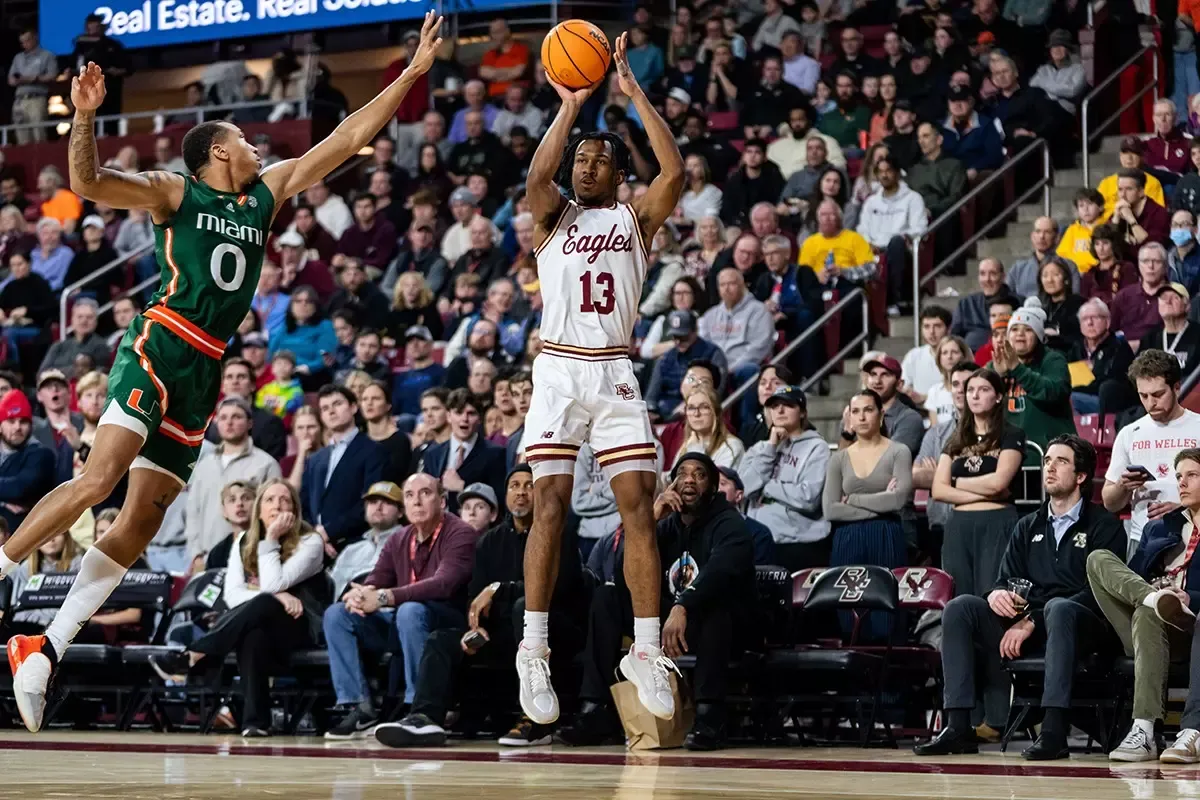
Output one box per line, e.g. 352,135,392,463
988,297,1077,452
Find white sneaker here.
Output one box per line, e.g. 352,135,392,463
7,635,54,733
1161,728,1200,763
619,644,680,721
1150,589,1196,631
1109,723,1157,762
515,642,559,724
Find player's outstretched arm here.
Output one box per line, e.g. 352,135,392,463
262,11,443,205
527,77,596,243
68,63,184,222
613,32,684,244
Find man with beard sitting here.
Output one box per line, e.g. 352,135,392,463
555,452,756,751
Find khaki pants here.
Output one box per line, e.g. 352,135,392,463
11,95,47,144
1086,549,1189,721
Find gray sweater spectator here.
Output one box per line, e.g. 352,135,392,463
1007,217,1080,298
490,86,545,142
1029,33,1089,115
184,398,282,559
741,428,830,545
951,257,1013,351
822,441,912,521
113,208,155,256
571,443,621,545
8,30,59,145
38,299,112,375
698,269,776,377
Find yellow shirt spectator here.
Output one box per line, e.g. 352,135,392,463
1097,172,1165,222
798,229,877,282
1056,221,1099,272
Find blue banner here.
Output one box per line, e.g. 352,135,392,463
40,0,502,55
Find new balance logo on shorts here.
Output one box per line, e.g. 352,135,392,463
541,431,554,439
614,383,635,400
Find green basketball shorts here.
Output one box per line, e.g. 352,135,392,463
100,307,225,484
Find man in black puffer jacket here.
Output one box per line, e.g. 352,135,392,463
556,451,756,752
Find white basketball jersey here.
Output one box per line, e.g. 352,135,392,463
534,201,649,357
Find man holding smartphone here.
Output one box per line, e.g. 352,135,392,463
1103,349,1200,555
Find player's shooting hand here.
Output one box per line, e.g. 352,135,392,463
614,32,641,97
407,12,445,75
547,72,598,106
71,62,106,113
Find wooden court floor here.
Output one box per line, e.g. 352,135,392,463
2,733,1200,799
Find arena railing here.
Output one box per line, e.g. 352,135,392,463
910,137,1052,346
721,287,869,412
1081,43,1159,186
0,99,299,147
59,242,155,339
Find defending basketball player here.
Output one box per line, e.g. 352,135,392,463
516,31,684,724
1,13,444,733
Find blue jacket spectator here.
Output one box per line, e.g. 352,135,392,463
301,386,387,550
0,390,57,531
419,389,507,515
1130,509,1200,610
30,219,74,292
644,310,729,420
270,287,339,380
941,91,1005,173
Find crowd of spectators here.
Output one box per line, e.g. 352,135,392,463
3,0,1200,756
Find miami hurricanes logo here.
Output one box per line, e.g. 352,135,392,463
127,388,158,418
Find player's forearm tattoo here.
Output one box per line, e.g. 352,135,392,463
69,115,98,186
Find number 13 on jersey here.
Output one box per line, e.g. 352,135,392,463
579,270,615,315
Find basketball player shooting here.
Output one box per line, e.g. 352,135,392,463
1,13,444,733
516,31,684,724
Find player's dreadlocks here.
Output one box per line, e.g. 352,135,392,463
554,131,632,198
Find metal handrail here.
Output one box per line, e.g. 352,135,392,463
910,138,1052,345
1182,357,1200,397
59,242,153,339
1081,43,1159,185
721,287,868,412
0,98,302,146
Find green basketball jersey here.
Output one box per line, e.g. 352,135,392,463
151,174,276,344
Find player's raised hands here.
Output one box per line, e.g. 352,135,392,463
71,62,106,113
408,11,445,74
613,32,640,97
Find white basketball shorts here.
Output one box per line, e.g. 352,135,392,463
523,348,658,481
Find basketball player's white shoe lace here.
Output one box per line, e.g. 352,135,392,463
516,642,560,725
620,645,681,720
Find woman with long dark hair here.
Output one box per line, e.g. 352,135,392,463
823,389,912,639
149,479,327,738
270,286,338,390
639,276,708,360
1038,257,1084,352
934,369,1026,599
800,167,852,237
1079,223,1137,305
413,142,454,204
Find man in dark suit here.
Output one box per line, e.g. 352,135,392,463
302,385,387,552
420,388,506,515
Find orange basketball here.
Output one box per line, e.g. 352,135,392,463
541,20,611,90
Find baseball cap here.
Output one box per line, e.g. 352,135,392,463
37,369,68,388
450,186,479,206
667,87,692,106
675,46,696,61
764,385,807,409
862,355,903,377
947,85,973,102
0,390,31,421
362,481,403,504
459,482,498,510
1158,282,1191,302
405,325,433,342
81,214,105,230
242,331,267,349
1120,136,1146,155
277,230,304,248
893,99,914,113
664,309,698,338
717,465,744,492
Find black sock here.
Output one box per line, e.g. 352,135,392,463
947,709,971,731
1042,708,1068,738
